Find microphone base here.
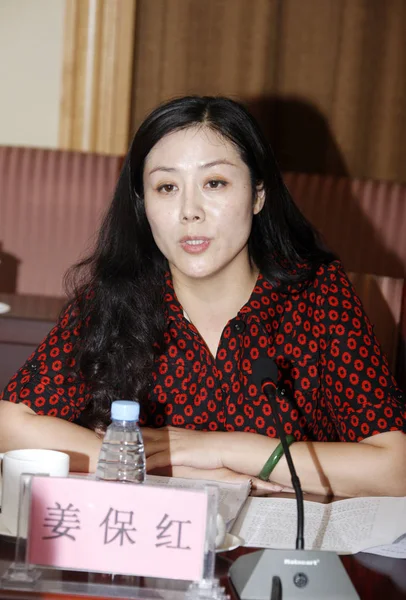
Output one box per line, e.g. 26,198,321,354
229,548,360,600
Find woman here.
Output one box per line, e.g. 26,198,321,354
1,96,405,497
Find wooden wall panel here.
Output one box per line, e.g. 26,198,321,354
131,0,279,129
130,0,406,183
59,0,136,154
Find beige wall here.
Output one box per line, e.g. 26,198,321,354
0,0,65,148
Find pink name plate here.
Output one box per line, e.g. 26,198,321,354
27,476,208,581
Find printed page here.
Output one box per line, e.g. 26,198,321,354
146,474,250,530
231,496,406,554
364,534,406,559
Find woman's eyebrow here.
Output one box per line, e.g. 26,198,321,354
148,159,238,176
199,159,238,170
148,166,176,175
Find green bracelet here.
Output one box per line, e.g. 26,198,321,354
257,435,296,481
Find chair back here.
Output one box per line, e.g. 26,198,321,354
284,173,406,279
0,146,122,297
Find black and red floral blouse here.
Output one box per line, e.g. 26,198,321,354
2,261,405,442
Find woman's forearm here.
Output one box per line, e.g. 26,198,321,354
220,430,406,497
0,401,102,472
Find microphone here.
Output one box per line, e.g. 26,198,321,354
229,357,360,600
259,359,304,552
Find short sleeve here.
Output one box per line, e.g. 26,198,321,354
320,264,406,441
0,301,89,421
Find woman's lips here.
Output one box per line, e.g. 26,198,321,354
179,237,211,254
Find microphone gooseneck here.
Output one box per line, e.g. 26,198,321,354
229,359,360,599
261,379,305,551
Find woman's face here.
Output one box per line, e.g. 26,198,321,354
143,126,264,282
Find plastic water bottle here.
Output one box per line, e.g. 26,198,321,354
95,400,146,483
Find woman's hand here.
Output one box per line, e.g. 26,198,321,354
142,426,225,470
142,426,279,476
149,464,284,495
143,426,294,495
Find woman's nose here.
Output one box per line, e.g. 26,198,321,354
180,190,205,222
182,212,202,222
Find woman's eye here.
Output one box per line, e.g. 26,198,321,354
206,180,227,189
157,184,176,193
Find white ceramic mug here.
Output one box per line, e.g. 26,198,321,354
1,449,70,535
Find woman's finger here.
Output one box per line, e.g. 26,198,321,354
170,466,214,480
144,440,170,457
166,466,248,483
141,427,172,457
146,450,173,471
250,477,284,493
141,427,168,441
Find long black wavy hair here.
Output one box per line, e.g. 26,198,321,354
66,96,335,429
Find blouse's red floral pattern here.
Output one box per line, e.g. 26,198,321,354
2,261,405,442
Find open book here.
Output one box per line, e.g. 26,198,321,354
146,474,250,531
230,496,406,555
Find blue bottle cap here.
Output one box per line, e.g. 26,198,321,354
111,400,140,421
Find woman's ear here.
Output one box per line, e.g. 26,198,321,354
253,184,266,215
